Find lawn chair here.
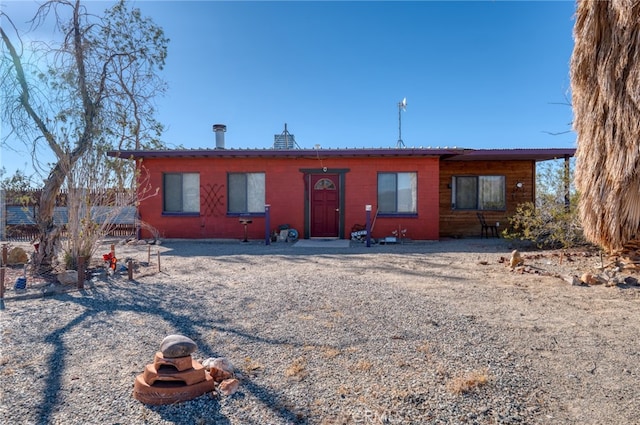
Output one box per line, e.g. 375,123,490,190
477,212,499,238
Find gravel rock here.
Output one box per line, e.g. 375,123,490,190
0,238,638,424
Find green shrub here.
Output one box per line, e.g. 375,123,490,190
502,200,587,249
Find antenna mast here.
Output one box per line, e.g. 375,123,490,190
397,97,407,147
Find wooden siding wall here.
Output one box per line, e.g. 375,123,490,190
136,156,440,241
439,160,535,238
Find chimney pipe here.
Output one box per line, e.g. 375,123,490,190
212,124,226,149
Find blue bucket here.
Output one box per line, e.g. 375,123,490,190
14,277,27,290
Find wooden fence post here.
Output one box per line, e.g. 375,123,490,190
157,250,161,273
147,245,151,264
2,245,7,266
128,260,133,281
0,267,5,310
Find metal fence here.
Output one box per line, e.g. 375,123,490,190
1,189,138,242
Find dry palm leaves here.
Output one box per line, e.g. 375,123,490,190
571,0,640,252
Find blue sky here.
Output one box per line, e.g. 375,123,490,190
1,1,577,180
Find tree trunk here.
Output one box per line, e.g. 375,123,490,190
35,163,67,274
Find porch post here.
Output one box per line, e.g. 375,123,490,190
0,189,5,241
0,267,5,310
264,204,271,245
365,205,372,248
564,155,571,211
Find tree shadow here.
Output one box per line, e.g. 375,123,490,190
140,237,515,259
34,277,309,424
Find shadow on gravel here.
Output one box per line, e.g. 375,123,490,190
38,308,94,425
152,237,514,258
34,278,310,425
26,236,514,424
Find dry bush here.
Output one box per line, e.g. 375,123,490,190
416,342,430,353
337,385,351,396
242,357,264,376
285,356,307,379
322,347,341,359
446,368,491,395
60,160,158,271
354,360,373,372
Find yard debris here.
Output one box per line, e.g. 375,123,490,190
580,272,603,285
218,378,240,396
57,270,78,286
509,250,524,269
202,357,234,382
14,276,27,290
102,252,117,270
498,248,640,287
607,241,640,271
565,275,583,286
351,224,367,241
7,247,28,265
560,241,640,287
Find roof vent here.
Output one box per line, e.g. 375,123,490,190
213,124,226,149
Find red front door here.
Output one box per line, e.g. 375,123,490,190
310,174,339,237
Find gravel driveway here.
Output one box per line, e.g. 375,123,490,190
1,238,639,424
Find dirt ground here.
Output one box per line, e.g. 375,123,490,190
2,237,640,424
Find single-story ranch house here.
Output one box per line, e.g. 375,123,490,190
107,126,575,242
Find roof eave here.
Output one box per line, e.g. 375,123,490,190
106,148,462,160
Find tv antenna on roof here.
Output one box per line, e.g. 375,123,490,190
397,97,407,148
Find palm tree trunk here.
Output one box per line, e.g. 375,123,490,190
571,0,640,251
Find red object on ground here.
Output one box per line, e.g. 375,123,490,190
133,352,216,405
103,253,117,270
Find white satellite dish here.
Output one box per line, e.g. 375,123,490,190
401,97,407,111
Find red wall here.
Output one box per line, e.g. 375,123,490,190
136,156,440,241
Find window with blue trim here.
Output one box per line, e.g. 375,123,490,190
163,173,200,213
228,172,265,213
377,172,417,214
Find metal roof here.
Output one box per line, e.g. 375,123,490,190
107,147,575,162
442,148,576,161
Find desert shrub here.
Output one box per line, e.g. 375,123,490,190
503,200,586,249
447,368,491,395
503,159,589,249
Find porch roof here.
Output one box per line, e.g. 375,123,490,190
107,147,576,162
442,148,576,161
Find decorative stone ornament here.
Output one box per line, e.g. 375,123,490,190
159,334,197,358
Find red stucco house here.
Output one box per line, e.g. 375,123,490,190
108,133,575,241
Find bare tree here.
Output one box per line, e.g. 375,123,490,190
60,142,158,270
1,0,168,273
